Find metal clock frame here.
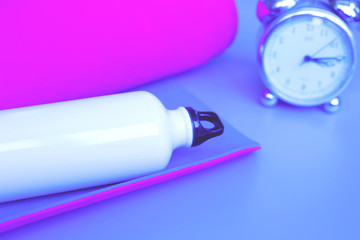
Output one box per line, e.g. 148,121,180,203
257,0,359,112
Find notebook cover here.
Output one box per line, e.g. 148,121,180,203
0,80,260,233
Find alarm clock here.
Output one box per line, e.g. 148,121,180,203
257,0,360,112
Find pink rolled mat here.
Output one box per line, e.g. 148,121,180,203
0,0,237,110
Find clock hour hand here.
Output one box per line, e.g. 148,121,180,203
301,55,345,67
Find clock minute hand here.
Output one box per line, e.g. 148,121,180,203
310,38,337,57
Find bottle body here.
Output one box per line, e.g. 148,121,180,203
0,91,194,203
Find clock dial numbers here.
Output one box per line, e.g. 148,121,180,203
306,23,315,32
318,81,323,88
320,29,329,37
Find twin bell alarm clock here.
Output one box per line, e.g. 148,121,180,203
257,0,360,112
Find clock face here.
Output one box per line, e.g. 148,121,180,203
261,12,355,106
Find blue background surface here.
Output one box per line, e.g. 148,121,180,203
2,1,360,239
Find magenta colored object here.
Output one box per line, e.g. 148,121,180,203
0,0,237,110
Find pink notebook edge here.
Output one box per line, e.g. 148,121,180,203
0,146,260,233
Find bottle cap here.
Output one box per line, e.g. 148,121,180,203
185,107,224,147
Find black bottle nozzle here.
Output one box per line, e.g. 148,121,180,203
186,107,224,147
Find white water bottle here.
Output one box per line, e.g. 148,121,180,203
0,91,224,203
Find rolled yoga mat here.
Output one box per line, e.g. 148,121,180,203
0,0,237,110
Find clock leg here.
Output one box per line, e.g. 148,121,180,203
261,89,278,107
323,97,341,113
